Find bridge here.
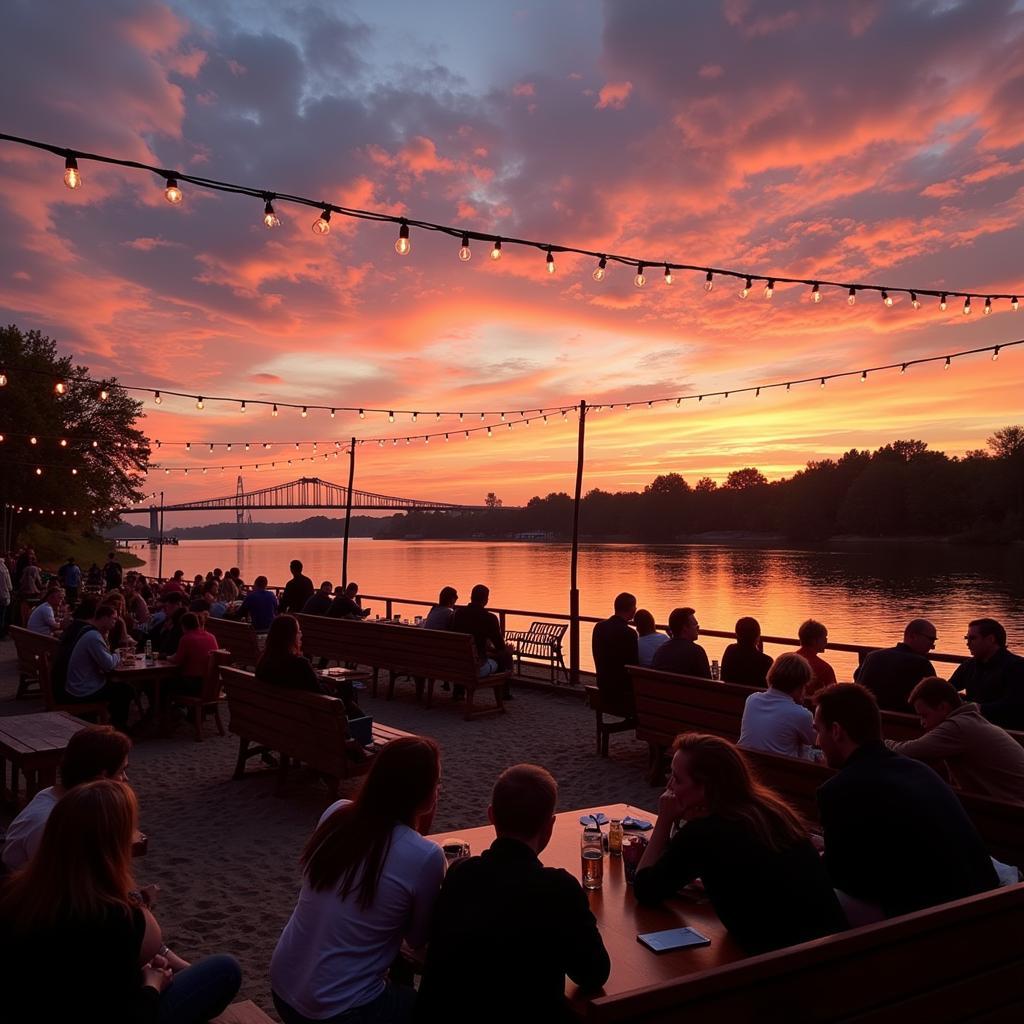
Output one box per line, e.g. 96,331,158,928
121,476,508,533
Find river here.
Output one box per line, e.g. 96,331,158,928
127,537,1024,679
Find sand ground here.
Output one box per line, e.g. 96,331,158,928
0,645,659,1019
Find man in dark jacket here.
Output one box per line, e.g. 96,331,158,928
651,607,712,679
854,618,937,711
451,584,511,698
950,618,1024,730
301,580,334,616
814,683,997,921
279,559,314,614
591,592,639,715
416,765,610,1022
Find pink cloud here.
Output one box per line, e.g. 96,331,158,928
595,81,633,110
512,82,535,97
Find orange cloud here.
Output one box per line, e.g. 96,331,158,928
596,81,633,110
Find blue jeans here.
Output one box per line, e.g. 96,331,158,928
158,954,242,1024
273,984,416,1024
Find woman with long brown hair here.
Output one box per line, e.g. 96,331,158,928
634,733,846,953
0,779,241,1022
271,737,446,1023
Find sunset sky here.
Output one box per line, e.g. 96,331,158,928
3,0,1023,520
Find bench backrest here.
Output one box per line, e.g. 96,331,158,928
525,621,567,643
220,666,352,777
590,882,1024,1023
296,615,483,685
10,626,60,675
204,618,262,666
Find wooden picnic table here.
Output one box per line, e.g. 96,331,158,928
0,711,85,807
108,657,180,735
429,803,743,1015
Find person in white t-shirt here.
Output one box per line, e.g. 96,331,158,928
738,653,821,762
635,608,669,666
26,587,63,636
2,725,131,871
271,737,446,1024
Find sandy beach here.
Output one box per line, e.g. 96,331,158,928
0,647,659,1019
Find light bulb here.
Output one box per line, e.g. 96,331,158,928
820,378,826,388
186,442,191,450
60,438,67,447
983,297,992,316
154,391,161,404
634,263,646,288
739,277,752,299
911,292,921,310
388,411,395,422
55,381,66,395
63,155,81,190
272,404,278,417
0,371,6,386
312,209,331,235
301,407,308,418
395,222,411,255
487,426,492,436
490,238,502,261
812,283,821,303
30,436,37,444
35,467,42,476
546,250,555,274
359,408,365,419
963,297,972,315
593,256,607,282
944,356,951,369
196,397,204,410
861,370,868,382
458,234,472,261
993,346,1001,361
99,388,109,401
882,290,893,307
848,287,856,306
164,177,183,205
900,363,907,374
263,199,280,228
704,270,714,292
939,293,947,311
1012,296,1019,312
763,279,775,299
412,412,418,422
664,265,673,285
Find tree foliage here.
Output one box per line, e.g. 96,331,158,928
0,325,151,529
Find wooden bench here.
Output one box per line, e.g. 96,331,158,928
221,667,412,794
37,652,109,722
588,882,1024,1022
9,625,60,699
583,685,637,757
204,617,263,668
504,621,569,682
297,614,510,720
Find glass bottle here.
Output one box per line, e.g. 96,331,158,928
581,825,604,890
608,818,624,856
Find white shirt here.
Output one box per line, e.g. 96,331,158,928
1,786,59,870
637,632,669,666
270,799,446,1017
27,602,58,636
738,687,820,761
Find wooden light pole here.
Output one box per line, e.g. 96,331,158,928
569,400,587,687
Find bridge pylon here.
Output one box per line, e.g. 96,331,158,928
235,476,246,539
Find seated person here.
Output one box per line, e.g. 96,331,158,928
101,591,132,651
815,683,998,920
854,619,937,711
160,570,187,595
271,738,445,1023
0,780,241,1022
651,606,711,678
450,584,512,698
721,616,773,688
738,653,819,761
795,618,837,696
634,608,668,666
236,575,278,631
887,676,1024,803
328,581,371,619
634,733,845,954
64,605,134,731
154,604,187,659
301,580,335,616
417,765,610,1022
591,591,639,715
166,612,219,695
27,586,64,636
423,586,458,631
950,618,1024,730
2,725,131,871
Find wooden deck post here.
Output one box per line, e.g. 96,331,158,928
342,438,356,589
569,400,587,688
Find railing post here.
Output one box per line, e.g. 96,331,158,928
385,598,393,621
569,400,587,688
499,610,506,636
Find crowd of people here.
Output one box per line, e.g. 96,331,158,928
2,554,1024,1020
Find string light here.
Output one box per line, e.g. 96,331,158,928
664,265,673,286
940,293,948,311
196,396,204,410
63,153,80,189
963,296,972,316
993,346,1000,361
634,263,646,288
984,297,993,316
593,256,607,282
262,197,280,229
312,208,331,235
882,290,893,307
848,287,856,306
99,388,109,401
1013,296,1019,312
704,270,714,292
811,283,821,303
395,221,411,255
458,234,472,261
164,176,182,205
740,277,752,299
388,411,395,423
55,381,66,395
0,370,6,386
154,391,161,404
301,407,308,418
490,238,502,261
359,409,365,419
272,404,278,417
546,249,555,275
945,356,951,369
240,401,246,412
861,370,868,382
763,279,775,300
911,291,921,310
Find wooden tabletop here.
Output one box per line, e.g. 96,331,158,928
108,658,179,683
0,711,84,758
430,803,744,1013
